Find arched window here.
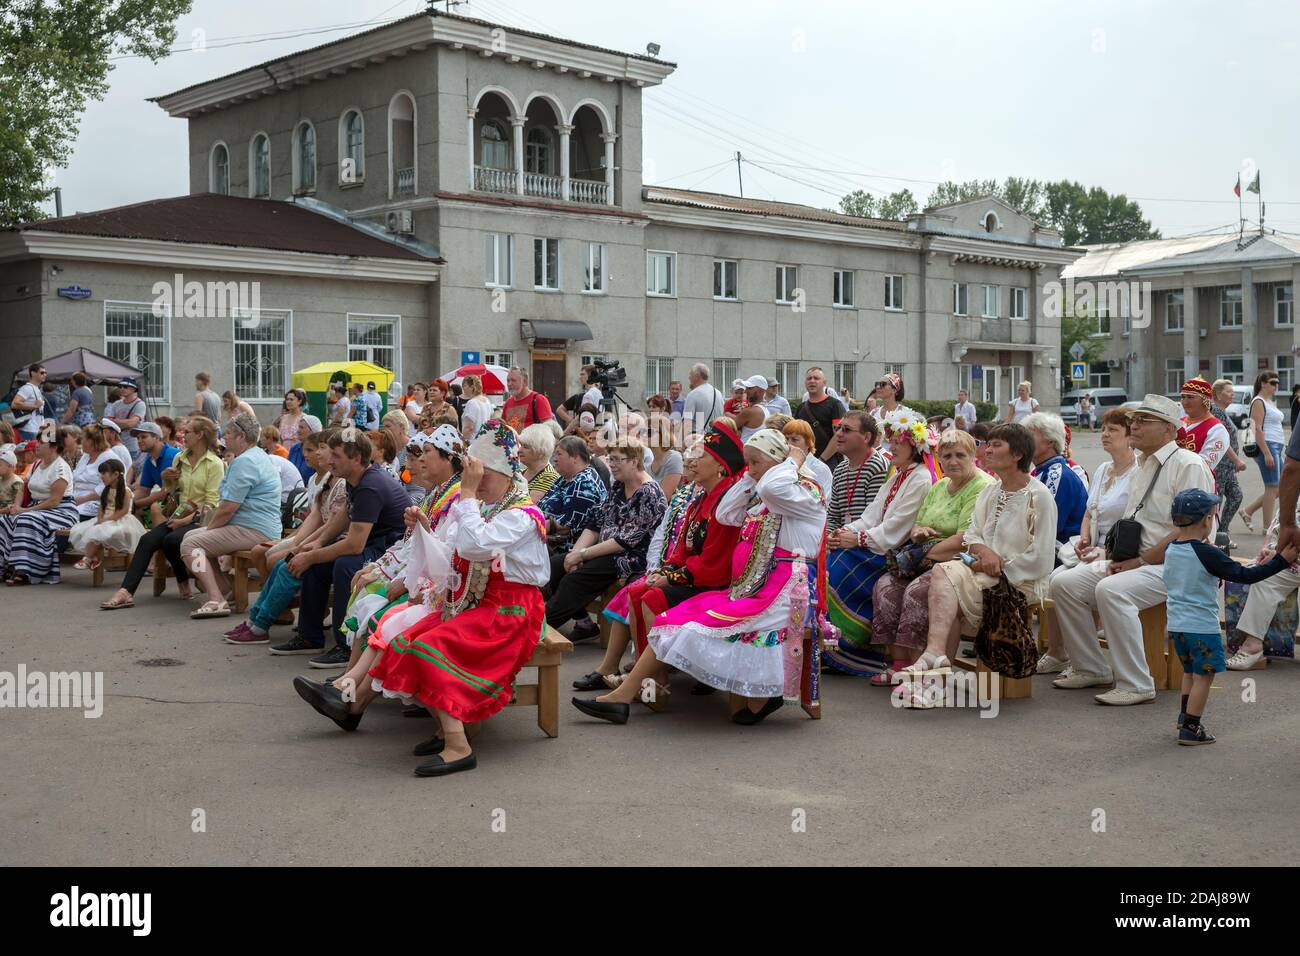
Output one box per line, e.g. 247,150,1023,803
340,109,365,183
211,143,229,195
984,212,999,233
388,93,416,197
525,127,552,174
295,122,316,193
480,120,509,169
250,134,270,198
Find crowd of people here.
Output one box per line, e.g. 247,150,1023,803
4,360,1298,773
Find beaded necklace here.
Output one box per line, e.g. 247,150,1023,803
441,488,529,620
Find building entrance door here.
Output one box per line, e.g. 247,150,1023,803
531,351,566,415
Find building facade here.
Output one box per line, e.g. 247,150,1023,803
1064,233,1300,397
3,11,1079,419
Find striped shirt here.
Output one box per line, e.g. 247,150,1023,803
827,450,889,533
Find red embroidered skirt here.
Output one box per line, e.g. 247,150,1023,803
367,573,544,723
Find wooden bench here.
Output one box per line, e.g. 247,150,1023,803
149,548,263,612
55,529,128,587
506,626,573,737
587,580,625,649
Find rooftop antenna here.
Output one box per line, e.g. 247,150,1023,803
735,151,743,198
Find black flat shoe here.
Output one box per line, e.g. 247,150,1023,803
413,734,445,757
732,696,784,726
402,704,431,718
414,753,477,777
293,676,361,731
571,696,629,724
570,619,601,643
572,671,609,691
690,680,717,696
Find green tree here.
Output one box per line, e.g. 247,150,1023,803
877,188,918,219
1,0,193,226
1059,306,1106,392
838,189,876,218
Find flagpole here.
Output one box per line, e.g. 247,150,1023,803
1237,173,1243,242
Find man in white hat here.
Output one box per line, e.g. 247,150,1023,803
763,377,792,417
735,374,771,441
1049,394,1215,705
99,418,135,482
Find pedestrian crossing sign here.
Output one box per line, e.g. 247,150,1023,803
1070,362,1087,383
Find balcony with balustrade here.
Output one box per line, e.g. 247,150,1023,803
469,90,617,207
396,167,415,197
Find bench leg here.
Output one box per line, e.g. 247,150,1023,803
153,552,167,597
536,665,559,738
231,559,249,613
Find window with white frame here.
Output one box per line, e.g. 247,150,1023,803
713,358,739,388
1218,354,1244,385
1277,285,1294,327
485,233,513,287
953,282,969,315
211,143,229,195
347,314,401,375
1165,358,1184,395
583,242,605,293
525,127,553,175
1277,354,1295,392
480,121,509,169
645,357,674,396
776,265,798,304
234,309,291,401
833,270,854,307
293,122,316,193
1093,298,1111,336
340,109,365,182
981,285,999,318
1010,286,1027,320
774,361,799,396
833,362,857,397
1165,291,1184,332
1088,362,1111,388
484,350,513,369
713,259,738,300
646,251,676,297
885,274,904,311
105,302,169,402
534,237,559,290
250,133,270,199
1220,287,1243,329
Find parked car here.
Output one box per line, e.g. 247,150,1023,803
1059,387,1130,425
1224,384,1254,430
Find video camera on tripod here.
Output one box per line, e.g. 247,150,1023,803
589,358,627,413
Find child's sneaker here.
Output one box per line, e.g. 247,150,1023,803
1177,711,1186,729
1178,724,1216,746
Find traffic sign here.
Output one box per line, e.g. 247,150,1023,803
461,351,480,365
1069,341,1086,361
1070,362,1088,383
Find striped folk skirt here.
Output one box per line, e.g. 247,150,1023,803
822,547,891,677
0,498,82,584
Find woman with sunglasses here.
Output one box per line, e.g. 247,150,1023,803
870,372,907,423
1240,372,1284,533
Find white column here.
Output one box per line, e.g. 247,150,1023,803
602,132,618,205
510,116,525,196
556,123,573,201
465,107,477,191
1183,272,1198,381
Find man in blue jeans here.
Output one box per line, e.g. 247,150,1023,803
267,430,408,667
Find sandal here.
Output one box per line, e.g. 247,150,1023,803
6,574,30,587
899,652,952,676
100,593,135,610
1240,512,1255,533
1226,647,1265,671
74,557,101,571
190,599,231,619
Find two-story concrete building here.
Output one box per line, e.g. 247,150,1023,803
1,10,1080,419
1063,231,1300,397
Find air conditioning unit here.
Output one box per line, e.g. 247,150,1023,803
1199,328,1207,339
385,210,414,235
1107,359,1122,368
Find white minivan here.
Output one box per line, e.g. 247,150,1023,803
1059,387,1130,425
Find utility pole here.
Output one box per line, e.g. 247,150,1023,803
735,151,743,198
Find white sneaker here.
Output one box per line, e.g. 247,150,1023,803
1225,647,1264,671
1053,671,1113,689
1095,688,1156,706
1036,653,1069,674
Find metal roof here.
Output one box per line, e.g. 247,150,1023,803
1062,234,1232,278
643,186,906,231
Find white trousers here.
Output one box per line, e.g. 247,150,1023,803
1237,566,1300,642
1050,560,1165,695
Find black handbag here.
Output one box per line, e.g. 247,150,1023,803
886,539,937,581
1104,458,1163,562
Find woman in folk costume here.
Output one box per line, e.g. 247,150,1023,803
570,420,745,720
573,439,707,691
293,420,549,778
573,427,826,725
337,425,463,650
822,408,939,680
1176,377,1230,479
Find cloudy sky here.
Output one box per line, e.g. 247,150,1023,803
49,0,1300,236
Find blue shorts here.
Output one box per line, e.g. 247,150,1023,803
1256,441,1284,486
1170,631,1226,676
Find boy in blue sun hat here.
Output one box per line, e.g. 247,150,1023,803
1162,488,1297,745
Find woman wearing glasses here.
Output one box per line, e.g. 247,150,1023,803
1240,372,1284,533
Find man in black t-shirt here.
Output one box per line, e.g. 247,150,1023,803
795,366,847,466
272,430,409,666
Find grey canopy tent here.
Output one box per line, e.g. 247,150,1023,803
21,347,145,386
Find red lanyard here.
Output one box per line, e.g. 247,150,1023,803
844,456,872,513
